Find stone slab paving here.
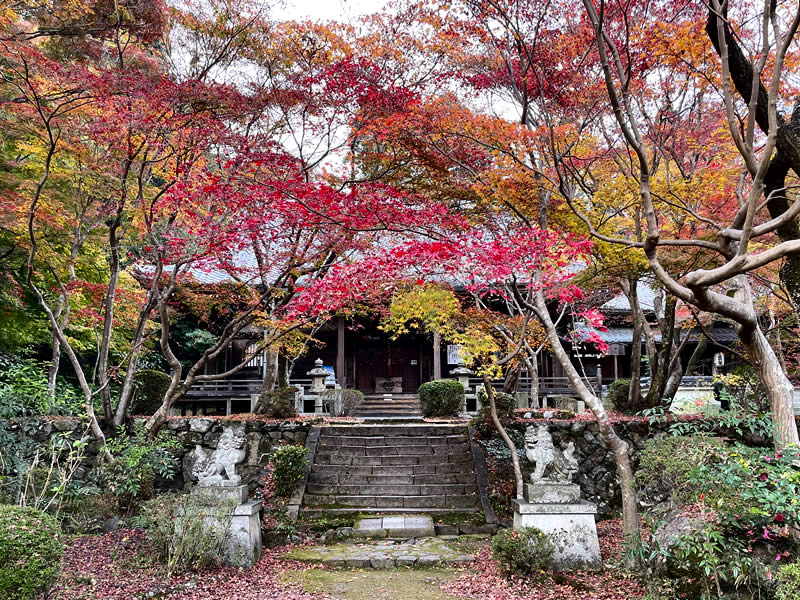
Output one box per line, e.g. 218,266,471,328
285,537,476,569
353,514,435,538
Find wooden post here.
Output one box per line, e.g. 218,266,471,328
433,330,441,381
337,316,345,388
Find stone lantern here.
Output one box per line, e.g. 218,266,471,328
450,365,474,413
307,358,328,394
450,365,473,390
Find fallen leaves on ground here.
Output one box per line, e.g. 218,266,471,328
443,520,644,600
52,529,326,600
54,520,642,600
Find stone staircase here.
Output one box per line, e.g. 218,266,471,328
351,394,423,419
302,425,480,514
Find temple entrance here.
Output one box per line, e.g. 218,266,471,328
355,333,426,393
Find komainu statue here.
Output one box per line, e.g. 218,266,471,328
192,427,247,486
524,424,578,484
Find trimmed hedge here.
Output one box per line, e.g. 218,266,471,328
418,379,465,417
607,379,631,410
258,386,298,419
132,369,171,415
0,505,64,600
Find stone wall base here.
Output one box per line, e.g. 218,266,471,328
511,499,602,571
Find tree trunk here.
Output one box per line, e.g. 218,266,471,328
740,325,800,449
278,352,288,388
621,278,642,410
645,296,678,406
533,292,639,548
483,374,524,500
663,333,688,401
47,331,61,401
685,335,707,375
502,363,520,394
526,349,540,409
261,346,279,393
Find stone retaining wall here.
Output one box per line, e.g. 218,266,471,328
3,416,312,496
4,415,767,517
499,417,768,517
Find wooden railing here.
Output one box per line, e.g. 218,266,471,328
466,375,602,397
183,379,262,399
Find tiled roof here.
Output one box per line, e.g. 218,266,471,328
601,280,657,313
573,323,739,345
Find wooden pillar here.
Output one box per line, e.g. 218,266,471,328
433,330,441,381
337,316,346,388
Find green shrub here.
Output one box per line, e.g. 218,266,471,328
139,493,233,576
635,434,726,506
491,527,553,579
477,387,516,419
775,561,800,600
132,369,171,415
322,389,364,416
644,443,800,597
258,386,298,418
473,387,516,435
0,353,82,417
97,422,180,512
0,505,64,600
418,379,465,417
271,444,308,497
607,379,630,410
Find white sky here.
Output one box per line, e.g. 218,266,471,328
275,0,388,23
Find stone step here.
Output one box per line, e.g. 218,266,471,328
318,434,468,447
307,462,475,477
321,425,468,436
306,483,477,497
313,453,474,467
303,493,479,509
312,461,474,474
309,472,477,485
283,536,475,568
352,515,435,539
315,443,470,457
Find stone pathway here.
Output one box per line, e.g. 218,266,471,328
284,537,477,569
281,568,460,600
353,514,435,538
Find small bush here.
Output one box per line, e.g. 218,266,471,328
132,370,172,415
477,387,516,419
418,379,465,417
98,422,180,512
0,505,64,600
322,389,364,416
635,434,725,506
607,379,630,410
139,493,233,576
258,386,298,418
271,444,308,497
473,387,516,435
491,527,554,579
775,561,800,600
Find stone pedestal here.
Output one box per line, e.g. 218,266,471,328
524,482,580,504
189,485,262,568
512,497,601,571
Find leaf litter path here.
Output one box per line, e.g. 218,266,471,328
52,520,643,600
